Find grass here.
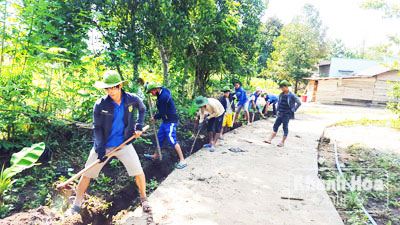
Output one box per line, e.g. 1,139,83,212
334,118,400,130
319,144,400,225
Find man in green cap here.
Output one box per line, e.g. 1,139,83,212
144,83,187,169
194,96,225,152
66,70,151,215
264,80,301,147
219,86,235,139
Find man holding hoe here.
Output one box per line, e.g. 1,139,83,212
194,96,225,152
144,83,187,169
248,87,265,119
66,70,151,215
264,80,301,147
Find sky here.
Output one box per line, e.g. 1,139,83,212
263,0,400,49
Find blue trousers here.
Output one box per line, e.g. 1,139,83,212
158,122,178,147
273,113,290,136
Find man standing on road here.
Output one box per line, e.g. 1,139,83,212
195,96,225,152
66,70,151,215
144,83,187,169
232,81,250,124
264,80,301,147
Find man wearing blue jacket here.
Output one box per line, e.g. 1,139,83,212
66,70,150,215
263,93,279,117
144,83,187,169
264,80,301,147
233,81,250,124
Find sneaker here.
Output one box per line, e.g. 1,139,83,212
219,136,224,140
209,147,216,152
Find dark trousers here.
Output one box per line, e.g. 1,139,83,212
207,114,224,133
263,103,277,115
273,113,290,136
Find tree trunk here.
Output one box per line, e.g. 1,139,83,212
0,0,8,78
194,67,209,96
294,79,298,94
158,43,170,87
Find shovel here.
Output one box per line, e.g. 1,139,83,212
57,125,150,189
189,121,204,155
147,94,163,160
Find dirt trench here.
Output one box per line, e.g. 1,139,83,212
1,113,266,225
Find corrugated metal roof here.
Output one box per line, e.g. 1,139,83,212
319,60,331,66
328,57,380,77
353,64,391,76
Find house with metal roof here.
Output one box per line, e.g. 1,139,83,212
305,58,399,106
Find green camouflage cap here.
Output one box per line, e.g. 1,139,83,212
146,82,162,93
193,96,208,107
222,86,231,92
279,80,291,87
94,70,128,89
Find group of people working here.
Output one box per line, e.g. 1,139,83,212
65,71,301,216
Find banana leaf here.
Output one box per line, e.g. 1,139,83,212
3,142,46,180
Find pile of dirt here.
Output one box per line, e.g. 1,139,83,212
0,206,61,225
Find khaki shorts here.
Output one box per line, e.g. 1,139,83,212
83,144,143,178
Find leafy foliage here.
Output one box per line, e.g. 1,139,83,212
0,143,45,204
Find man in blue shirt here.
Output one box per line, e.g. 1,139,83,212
263,93,278,117
66,70,151,215
232,81,250,124
264,80,301,147
248,87,265,119
144,83,187,169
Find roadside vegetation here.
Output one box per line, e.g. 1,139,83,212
319,141,400,225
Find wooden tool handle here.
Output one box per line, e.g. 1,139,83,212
57,125,149,189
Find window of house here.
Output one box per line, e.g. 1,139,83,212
338,70,354,76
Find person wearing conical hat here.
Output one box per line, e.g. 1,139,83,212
264,80,301,147
144,83,187,169
194,96,225,152
66,70,151,215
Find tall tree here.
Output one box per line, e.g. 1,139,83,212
142,0,194,86
294,3,328,60
362,0,400,18
257,17,283,73
266,23,319,93
90,1,152,80
186,0,264,95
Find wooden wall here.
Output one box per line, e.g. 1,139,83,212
315,79,340,104
373,71,400,106
314,71,400,106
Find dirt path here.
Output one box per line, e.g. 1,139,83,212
118,104,396,225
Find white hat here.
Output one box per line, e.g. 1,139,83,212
256,87,262,92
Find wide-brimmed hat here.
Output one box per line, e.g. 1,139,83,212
194,96,208,107
222,86,231,92
145,82,162,93
94,70,128,89
279,80,291,87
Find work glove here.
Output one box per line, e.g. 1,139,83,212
97,150,107,163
